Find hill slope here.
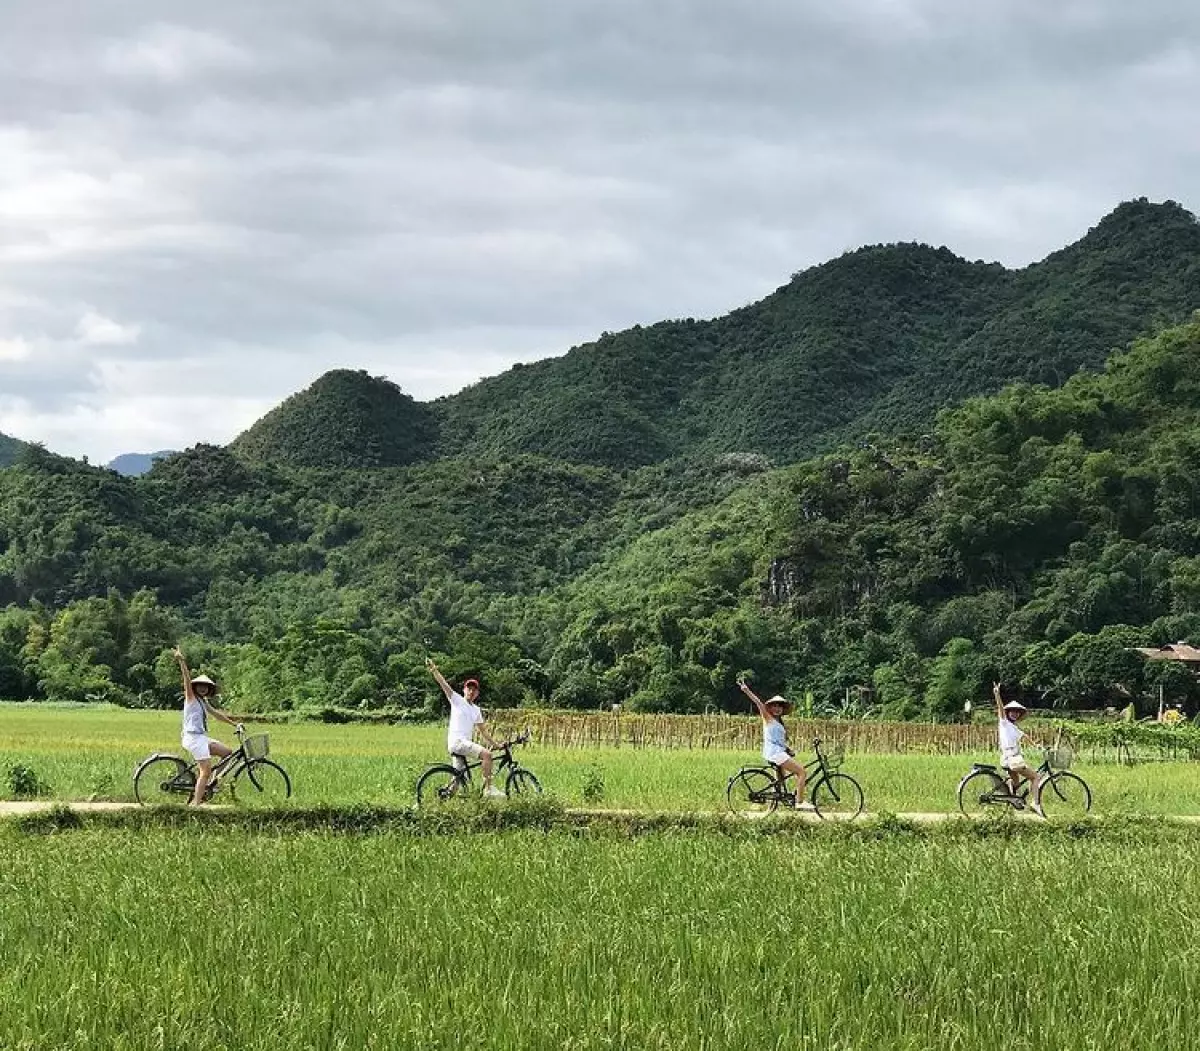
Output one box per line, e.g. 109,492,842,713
232,370,439,468
0,432,27,467
429,198,1200,466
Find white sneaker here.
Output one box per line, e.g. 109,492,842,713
796,801,817,812
484,786,506,799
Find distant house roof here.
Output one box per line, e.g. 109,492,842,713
1136,642,1200,663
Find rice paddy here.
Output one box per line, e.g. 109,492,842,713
5,705,1198,1049
2,703,1198,816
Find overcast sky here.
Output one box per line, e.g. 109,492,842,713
1,1,1197,461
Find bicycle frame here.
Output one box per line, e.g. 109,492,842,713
449,741,523,785
758,740,838,804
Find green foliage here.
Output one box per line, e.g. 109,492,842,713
231,370,439,468
0,431,27,468
436,199,1200,468
7,763,51,798
1,203,1200,714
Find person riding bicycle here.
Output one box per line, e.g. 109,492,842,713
738,676,813,810
426,658,504,798
994,681,1043,809
173,646,242,806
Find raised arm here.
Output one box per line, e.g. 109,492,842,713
738,677,769,719
173,645,196,702
426,657,454,701
992,681,1004,720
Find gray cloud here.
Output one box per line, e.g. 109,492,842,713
0,0,1198,459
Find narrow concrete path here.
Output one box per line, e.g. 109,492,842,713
4,800,1200,824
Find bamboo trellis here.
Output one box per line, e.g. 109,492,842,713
487,711,1001,755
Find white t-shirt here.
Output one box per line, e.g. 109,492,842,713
998,717,1024,756
182,697,207,737
446,691,483,750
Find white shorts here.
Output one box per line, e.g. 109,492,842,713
182,734,217,761
449,739,487,768
763,748,792,767
1001,754,1032,774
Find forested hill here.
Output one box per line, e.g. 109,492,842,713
232,198,1200,470
2,316,1200,717
0,432,27,468
433,199,1200,467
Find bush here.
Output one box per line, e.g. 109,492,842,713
8,763,52,799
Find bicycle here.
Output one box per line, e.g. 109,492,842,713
726,738,866,820
133,727,292,806
415,731,542,806
956,733,1091,819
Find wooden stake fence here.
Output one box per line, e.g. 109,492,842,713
488,711,1000,755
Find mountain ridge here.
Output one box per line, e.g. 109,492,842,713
230,198,1200,471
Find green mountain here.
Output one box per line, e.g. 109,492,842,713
0,432,27,467
0,199,1198,716
431,198,1200,466
232,369,439,468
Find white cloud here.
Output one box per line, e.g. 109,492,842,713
0,0,1197,460
100,23,250,82
75,310,142,347
0,338,32,362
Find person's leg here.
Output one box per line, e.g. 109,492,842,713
781,757,808,806
209,739,232,759
480,749,495,787
191,758,213,805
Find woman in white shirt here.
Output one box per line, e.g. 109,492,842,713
738,676,814,810
426,658,504,797
174,646,241,805
994,681,1043,807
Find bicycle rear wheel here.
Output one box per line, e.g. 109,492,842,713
231,759,292,806
957,769,1006,818
416,764,468,807
134,755,194,805
505,769,542,797
1037,771,1091,820
811,773,865,820
726,768,780,815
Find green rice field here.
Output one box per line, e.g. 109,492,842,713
5,705,1200,1049
3,822,1200,1050
1,703,1198,816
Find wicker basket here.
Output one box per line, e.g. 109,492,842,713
244,733,270,760
1045,745,1073,771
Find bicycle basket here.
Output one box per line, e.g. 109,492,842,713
244,733,270,760
822,742,845,770
1045,744,1073,771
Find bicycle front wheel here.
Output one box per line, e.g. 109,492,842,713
506,769,542,797
1037,771,1092,820
416,764,467,807
726,768,780,815
231,759,292,806
134,755,194,805
811,773,865,821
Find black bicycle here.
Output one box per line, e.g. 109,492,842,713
134,727,292,806
726,738,865,820
415,732,541,806
956,733,1091,819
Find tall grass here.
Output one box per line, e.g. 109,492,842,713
1,826,1197,1049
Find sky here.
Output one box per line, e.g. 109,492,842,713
1,1,1198,462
